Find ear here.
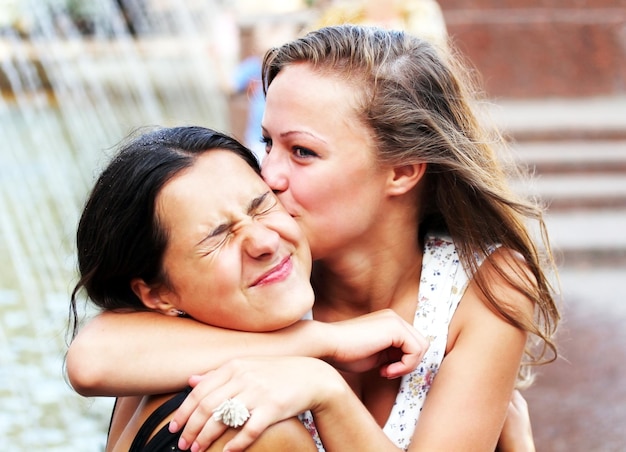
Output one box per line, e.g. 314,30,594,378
386,162,427,196
130,277,179,317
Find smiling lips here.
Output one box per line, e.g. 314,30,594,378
252,256,293,287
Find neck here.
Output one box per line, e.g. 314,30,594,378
312,216,423,323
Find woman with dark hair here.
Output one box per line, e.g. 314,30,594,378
72,125,426,451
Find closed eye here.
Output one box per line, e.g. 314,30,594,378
250,191,278,216
199,229,230,256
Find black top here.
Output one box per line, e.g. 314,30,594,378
127,387,193,452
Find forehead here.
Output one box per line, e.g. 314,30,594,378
184,150,263,192
157,150,268,225
269,64,360,111
264,63,367,133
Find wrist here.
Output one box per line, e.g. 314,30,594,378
309,360,351,414
286,319,334,359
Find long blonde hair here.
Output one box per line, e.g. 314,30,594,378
263,25,560,382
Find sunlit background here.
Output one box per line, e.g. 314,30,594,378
0,1,309,449
1,0,625,450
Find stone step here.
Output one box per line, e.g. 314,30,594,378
490,97,626,142
504,136,626,263
512,140,626,173
543,208,626,266
516,173,626,210
510,140,626,210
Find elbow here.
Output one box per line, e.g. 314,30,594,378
65,335,108,396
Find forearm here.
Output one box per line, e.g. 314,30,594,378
174,357,404,452
312,375,402,452
496,390,535,452
67,308,428,397
66,311,327,397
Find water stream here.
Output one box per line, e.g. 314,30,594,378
0,0,231,448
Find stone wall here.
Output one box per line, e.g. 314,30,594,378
440,0,626,98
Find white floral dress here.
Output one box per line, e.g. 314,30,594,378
300,233,475,451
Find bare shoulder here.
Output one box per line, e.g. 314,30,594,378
108,393,175,452
448,247,534,352
106,396,142,451
206,418,318,452
248,417,318,452
465,247,536,314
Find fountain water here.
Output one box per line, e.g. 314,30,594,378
0,0,234,449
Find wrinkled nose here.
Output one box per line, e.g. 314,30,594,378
261,150,288,194
242,221,280,259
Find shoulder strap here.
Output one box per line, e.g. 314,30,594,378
129,387,192,451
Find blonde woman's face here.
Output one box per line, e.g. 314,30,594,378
261,63,390,260
156,150,313,331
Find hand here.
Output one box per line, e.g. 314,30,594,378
321,309,429,378
169,356,345,452
496,390,535,452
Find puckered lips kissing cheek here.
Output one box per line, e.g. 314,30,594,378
250,255,294,287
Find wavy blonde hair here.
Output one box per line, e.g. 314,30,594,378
263,24,560,384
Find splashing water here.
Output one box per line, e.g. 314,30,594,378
0,0,231,448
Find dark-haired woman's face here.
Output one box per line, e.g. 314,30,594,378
152,150,313,332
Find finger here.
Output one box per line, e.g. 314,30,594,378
188,374,205,387
170,371,229,433
169,393,200,434
192,398,267,452
177,386,235,449
381,331,430,378
221,410,275,452
192,428,237,452
389,322,429,354
176,400,222,450
511,389,527,405
185,416,228,452
380,360,410,379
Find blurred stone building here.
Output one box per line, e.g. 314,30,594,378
440,0,626,98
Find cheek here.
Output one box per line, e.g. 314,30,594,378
289,172,336,215
182,255,241,304
208,252,241,290
286,161,381,230
306,180,383,252
180,275,243,326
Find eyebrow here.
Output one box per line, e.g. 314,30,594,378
248,191,270,214
196,191,271,247
261,127,327,145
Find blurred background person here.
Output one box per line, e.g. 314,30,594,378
225,20,299,162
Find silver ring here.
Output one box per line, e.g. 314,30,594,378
212,397,250,428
